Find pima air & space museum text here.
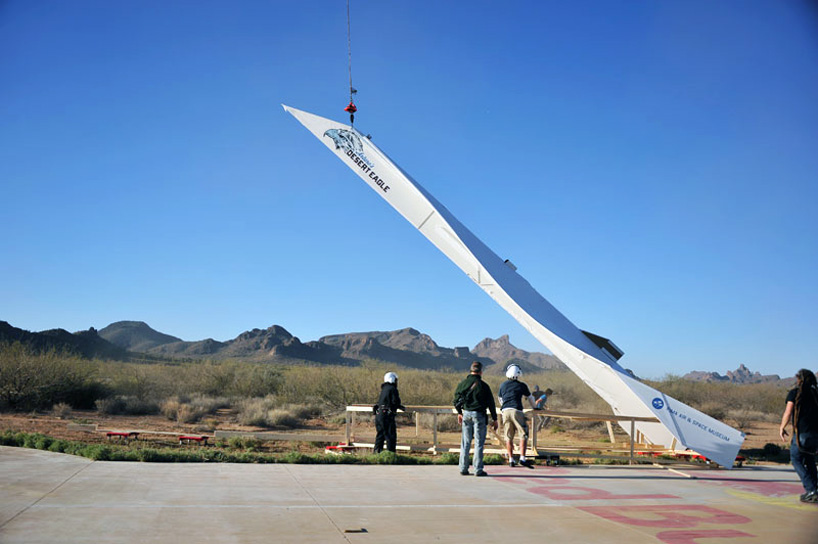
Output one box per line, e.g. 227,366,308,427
346,149,390,193
666,406,731,442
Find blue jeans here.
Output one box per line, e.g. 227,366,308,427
459,410,487,473
791,434,817,494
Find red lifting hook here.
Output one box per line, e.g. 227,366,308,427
344,101,357,125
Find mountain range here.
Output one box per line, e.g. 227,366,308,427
100,320,566,373
0,319,783,383
681,364,784,385
0,320,564,373
0,320,129,360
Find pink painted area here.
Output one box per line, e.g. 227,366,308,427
656,529,755,543
579,505,752,528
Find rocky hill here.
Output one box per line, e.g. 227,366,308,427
0,321,130,360
121,324,342,364
98,321,182,352
472,334,564,372
318,327,488,371
682,364,785,384
93,321,558,371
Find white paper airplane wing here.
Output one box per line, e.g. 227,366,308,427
283,105,745,468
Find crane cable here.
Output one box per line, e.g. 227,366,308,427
344,0,357,125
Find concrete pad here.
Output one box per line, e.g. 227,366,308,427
0,446,815,543
0,447,91,527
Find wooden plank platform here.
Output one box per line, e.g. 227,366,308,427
214,431,343,443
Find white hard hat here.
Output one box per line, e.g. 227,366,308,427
384,372,398,384
505,364,522,380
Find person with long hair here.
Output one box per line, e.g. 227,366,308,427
779,368,818,503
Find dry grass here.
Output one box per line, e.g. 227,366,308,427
0,344,791,434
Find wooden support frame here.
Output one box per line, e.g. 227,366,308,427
343,405,665,465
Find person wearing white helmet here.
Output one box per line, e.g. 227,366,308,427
372,371,405,453
498,364,537,468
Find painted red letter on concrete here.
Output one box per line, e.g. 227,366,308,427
656,529,754,543
579,505,751,528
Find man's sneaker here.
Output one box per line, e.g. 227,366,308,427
475,470,488,477
460,469,470,476
519,459,535,469
509,460,517,468
800,491,818,503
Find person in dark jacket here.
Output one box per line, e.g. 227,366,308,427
373,371,405,453
453,361,498,476
779,368,818,503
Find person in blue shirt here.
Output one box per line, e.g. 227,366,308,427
498,364,537,468
532,385,553,431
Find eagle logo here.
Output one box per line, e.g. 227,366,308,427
324,129,364,155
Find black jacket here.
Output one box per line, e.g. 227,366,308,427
374,382,404,413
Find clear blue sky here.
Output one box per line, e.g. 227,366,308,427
2,1,816,379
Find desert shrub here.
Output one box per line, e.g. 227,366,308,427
0,430,25,447
279,365,373,408
95,396,126,414
189,394,231,413
369,451,399,464
159,395,229,423
482,454,504,465
417,412,460,432
236,396,277,426
200,418,219,431
0,343,103,410
82,444,114,461
727,409,768,431
395,367,464,406
159,397,200,423
175,404,204,424
646,375,788,419
266,409,300,428
235,396,321,428
193,361,283,398
51,402,73,419
563,419,607,432
227,436,262,451
283,402,321,420
239,411,268,427
123,397,159,415
436,452,459,465
327,411,348,425
698,402,727,421
94,360,282,403
740,442,790,464
160,398,182,420
522,371,609,412
96,395,158,415
280,451,315,464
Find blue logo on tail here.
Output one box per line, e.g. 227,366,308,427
324,129,374,168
